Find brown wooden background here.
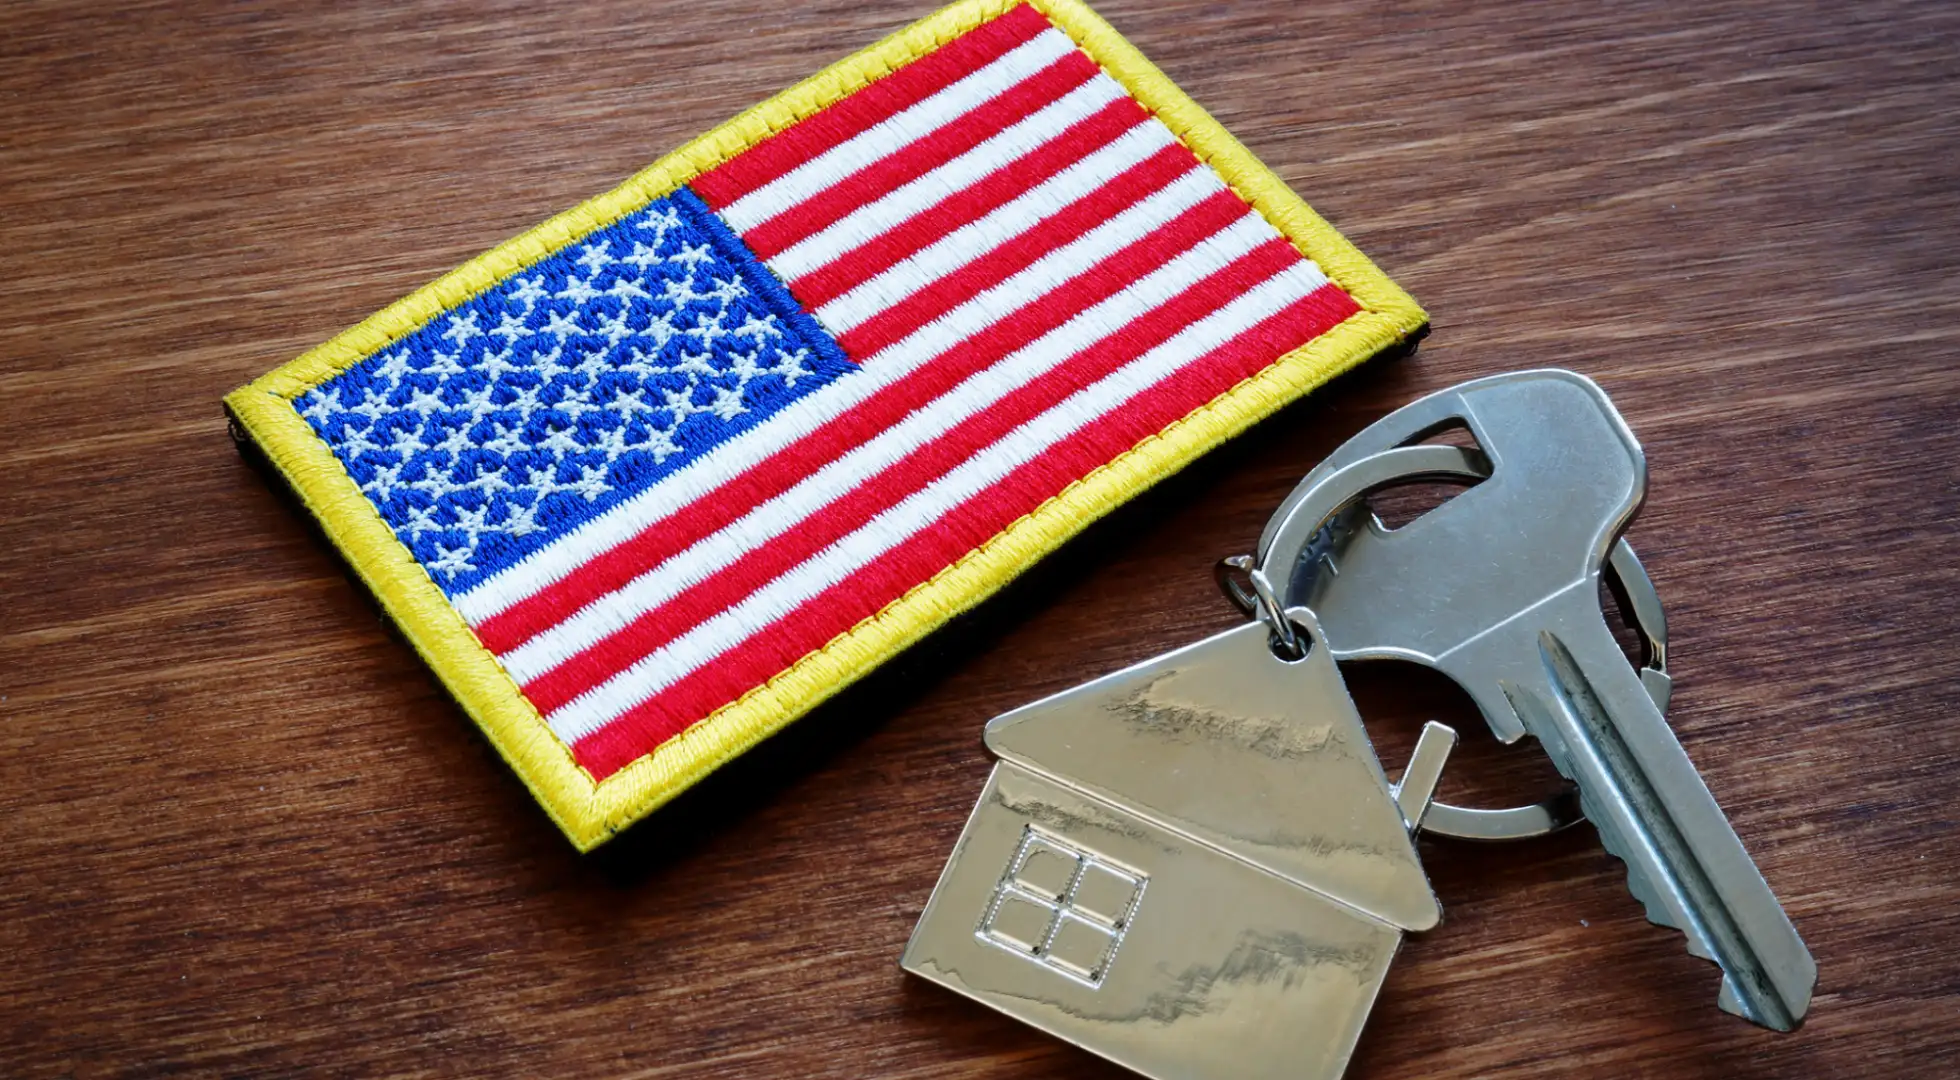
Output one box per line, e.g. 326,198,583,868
3,0,1957,1076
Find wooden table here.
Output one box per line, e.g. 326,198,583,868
4,0,1955,1075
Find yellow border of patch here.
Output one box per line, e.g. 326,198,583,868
226,0,1425,851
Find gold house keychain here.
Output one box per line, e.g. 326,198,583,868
902,371,1815,1079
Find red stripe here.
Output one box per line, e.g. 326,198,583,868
691,4,1052,208
518,239,1306,713
571,283,1364,777
784,96,1151,308
741,52,1100,258
837,152,1213,358
474,198,1256,655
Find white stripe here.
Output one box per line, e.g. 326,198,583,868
454,176,1298,627
816,160,1224,334
719,29,1081,233
765,74,1144,281
498,213,1285,682
545,264,1327,742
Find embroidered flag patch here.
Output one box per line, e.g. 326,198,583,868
227,0,1425,849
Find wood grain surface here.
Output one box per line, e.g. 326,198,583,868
3,0,1956,1076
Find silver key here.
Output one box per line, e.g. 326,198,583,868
1252,369,1816,1030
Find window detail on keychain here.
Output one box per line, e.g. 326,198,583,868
978,828,1145,986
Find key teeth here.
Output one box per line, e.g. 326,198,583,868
1681,930,1716,964
1582,793,1706,945
1522,700,1773,1015
1571,747,1807,1032
1622,864,1682,933
1583,797,1757,1029
1718,979,1746,1023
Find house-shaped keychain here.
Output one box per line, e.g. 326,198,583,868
902,610,1457,1080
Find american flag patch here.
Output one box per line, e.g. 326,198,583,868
227,0,1424,849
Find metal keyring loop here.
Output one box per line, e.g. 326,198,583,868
1231,443,1671,842
1214,554,1261,619
1215,555,1307,659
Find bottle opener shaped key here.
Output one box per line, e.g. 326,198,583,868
901,369,1814,1080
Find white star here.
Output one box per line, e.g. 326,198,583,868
556,275,604,307
483,422,528,456
430,423,475,459
610,387,655,417
365,460,405,500
501,500,541,537
707,384,748,421
671,349,719,380
348,387,392,422
404,386,447,415
774,347,815,388
372,349,415,388
671,242,714,269
575,240,615,274
687,309,731,348
573,345,613,382
629,424,682,462
402,504,443,540
469,465,513,497
661,384,700,423
490,310,530,344
405,461,451,496
536,425,584,458
592,426,633,462
554,385,600,422
616,347,665,380
642,309,682,349
455,382,499,418
428,541,475,580
340,425,384,460
478,346,522,381
423,350,466,377
530,344,569,382
728,312,780,341
505,382,547,417
451,502,491,543
509,275,548,313
593,308,634,345
636,205,682,247
566,462,611,501
298,387,341,423
442,311,483,348
606,277,652,303
387,425,429,459
703,276,749,305
725,345,765,383
622,240,665,270
524,464,562,497
541,309,583,341
659,276,703,307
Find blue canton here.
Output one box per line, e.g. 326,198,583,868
296,188,853,595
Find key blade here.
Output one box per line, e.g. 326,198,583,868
1507,598,1817,1031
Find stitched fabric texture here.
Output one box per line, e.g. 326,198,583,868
227,0,1425,847
463,3,1360,779
297,191,851,594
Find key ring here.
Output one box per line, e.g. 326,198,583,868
1219,444,1670,842
1215,554,1307,659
